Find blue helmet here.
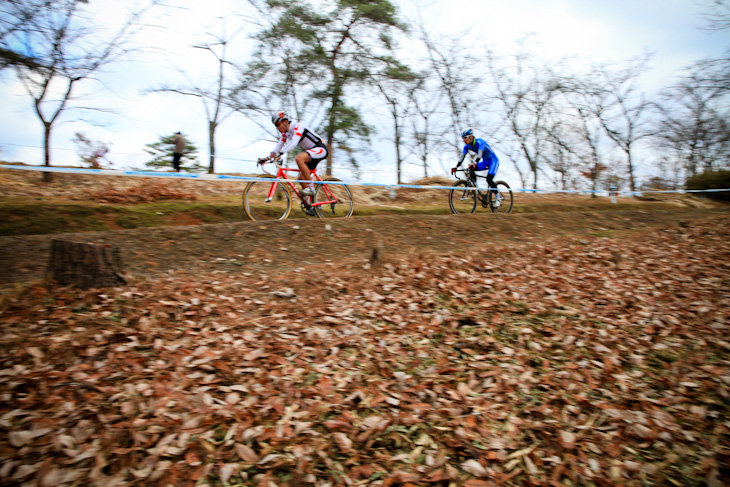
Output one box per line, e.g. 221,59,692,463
461,128,474,138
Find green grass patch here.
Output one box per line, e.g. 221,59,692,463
1,203,111,235
2,192,723,236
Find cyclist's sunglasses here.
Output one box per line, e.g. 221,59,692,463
462,135,473,140
275,120,286,127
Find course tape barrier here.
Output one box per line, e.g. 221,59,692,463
1,164,729,195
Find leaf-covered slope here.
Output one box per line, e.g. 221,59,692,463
0,218,728,486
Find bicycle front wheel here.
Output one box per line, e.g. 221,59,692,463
488,181,514,214
242,175,292,221
449,180,477,214
314,178,354,218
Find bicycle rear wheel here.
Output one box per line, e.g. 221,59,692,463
242,175,292,221
487,181,514,214
449,180,477,214
314,177,354,218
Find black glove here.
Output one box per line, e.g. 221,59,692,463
257,157,267,165
451,167,457,175
467,163,477,172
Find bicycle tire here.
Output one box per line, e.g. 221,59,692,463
314,177,354,218
487,181,514,214
242,175,292,221
449,179,477,214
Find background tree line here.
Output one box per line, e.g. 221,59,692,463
1,0,728,191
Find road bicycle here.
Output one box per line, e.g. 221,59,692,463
242,157,354,221
449,168,513,214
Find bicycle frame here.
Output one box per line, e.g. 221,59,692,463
243,158,354,221
453,168,488,203
261,162,340,209
449,168,513,214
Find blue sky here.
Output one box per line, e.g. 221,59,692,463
0,0,727,186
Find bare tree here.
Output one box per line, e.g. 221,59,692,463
486,47,563,189
416,27,482,155
3,0,160,181
542,116,580,192
371,63,422,183
0,0,51,71
568,107,608,195
655,57,730,177
409,75,451,180
553,75,615,195
148,18,246,174
700,0,730,31
585,58,655,192
655,0,730,178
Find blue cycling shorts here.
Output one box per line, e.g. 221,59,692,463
476,158,499,175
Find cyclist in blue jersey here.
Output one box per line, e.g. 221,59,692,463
451,128,503,205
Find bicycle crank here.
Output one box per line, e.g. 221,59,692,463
301,202,316,216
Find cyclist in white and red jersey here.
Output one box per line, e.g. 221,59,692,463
265,110,328,196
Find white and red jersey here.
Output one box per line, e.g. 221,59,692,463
272,121,326,156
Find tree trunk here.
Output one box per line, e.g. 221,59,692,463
208,120,216,174
627,152,636,193
48,239,127,289
43,123,53,183
389,100,402,184
326,108,336,177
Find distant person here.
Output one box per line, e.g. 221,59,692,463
451,128,503,205
172,131,185,172
261,110,327,196
609,185,618,203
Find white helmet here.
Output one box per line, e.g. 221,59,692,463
271,110,289,125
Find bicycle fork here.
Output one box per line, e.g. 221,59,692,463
265,181,279,203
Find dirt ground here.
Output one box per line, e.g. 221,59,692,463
0,167,728,293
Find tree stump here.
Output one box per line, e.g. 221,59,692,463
48,239,127,289
369,239,384,268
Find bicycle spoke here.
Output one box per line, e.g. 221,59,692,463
314,178,354,218
488,181,514,214
243,178,292,220
449,180,477,214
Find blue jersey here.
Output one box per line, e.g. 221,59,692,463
462,138,499,175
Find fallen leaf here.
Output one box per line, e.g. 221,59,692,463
462,459,489,477
235,443,260,463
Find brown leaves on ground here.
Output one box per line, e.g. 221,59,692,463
88,180,197,203
0,218,729,486
0,169,241,200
